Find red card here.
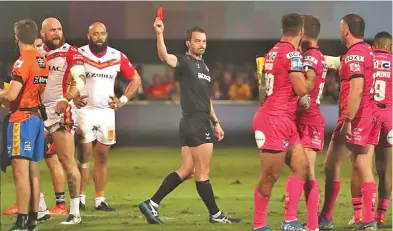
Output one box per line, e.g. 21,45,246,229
157,6,163,20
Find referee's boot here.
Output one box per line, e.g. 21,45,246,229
138,200,164,224
209,211,242,224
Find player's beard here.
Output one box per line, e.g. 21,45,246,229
89,39,108,54
44,36,65,50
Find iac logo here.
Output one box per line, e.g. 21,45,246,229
49,65,62,71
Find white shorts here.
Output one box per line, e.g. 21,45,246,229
76,108,116,145
44,104,77,135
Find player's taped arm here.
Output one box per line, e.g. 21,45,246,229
345,77,364,122
324,55,341,70
64,65,86,101
304,66,316,92
157,33,178,68
209,99,220,126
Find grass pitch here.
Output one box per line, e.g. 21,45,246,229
1,147,392,231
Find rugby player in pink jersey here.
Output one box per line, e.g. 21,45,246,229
296,15,327,231
319,14,380,230
348,31,392,228
252,13,316,231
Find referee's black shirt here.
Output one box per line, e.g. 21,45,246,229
174,53,212,116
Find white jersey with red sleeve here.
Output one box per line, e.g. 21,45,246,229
38,43,85,107
78,45,136,109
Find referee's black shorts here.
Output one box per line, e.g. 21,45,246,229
179,112,215,147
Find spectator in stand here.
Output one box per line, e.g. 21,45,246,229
168,82,180,103
162,69,175,94
220,71,232,100
212,81,224,100
229,73,251,100
145,74,168,100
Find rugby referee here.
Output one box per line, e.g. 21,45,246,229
138,17,241,225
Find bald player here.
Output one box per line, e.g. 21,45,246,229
37,17,87,225
74,22,141,211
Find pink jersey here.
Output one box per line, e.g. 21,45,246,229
297,47,328,126
38,43,85,107
338,41,376,119
372,49,392,108
261,41,304,118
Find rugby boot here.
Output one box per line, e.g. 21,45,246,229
354,221,378,230
318,216,334,230
60,214,81,225
349,216,363,226
3,203,18,215
138,200,164,224
252,226,272,231
37,209,51,222
209,212,242,223
49,203,67,215
96,201,116,211
281,220,307,231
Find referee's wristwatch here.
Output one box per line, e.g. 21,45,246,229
212,119,220,126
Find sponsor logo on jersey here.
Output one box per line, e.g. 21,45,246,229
33,76,48,84
345,55,364,63
304,55,318,65
197,72,211,82
290,57,303,71
49,65,62,71
374,60,391,70
286,51,302,59
86,72,117,79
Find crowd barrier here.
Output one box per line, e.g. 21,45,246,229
0,101,339,147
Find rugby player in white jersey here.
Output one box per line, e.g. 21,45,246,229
74,22,141,211
38,17,87,225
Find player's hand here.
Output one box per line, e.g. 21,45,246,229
214,123,224,142
109,96,125,110
153,17,164,35
340,121,352,140
55,99,68,115
74,95,88,109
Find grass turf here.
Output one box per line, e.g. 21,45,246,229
1,147,392,231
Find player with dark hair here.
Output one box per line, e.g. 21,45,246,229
138,17,241,225
252,13,315,231
297,14,327,231
0,19,48,231
348,31,392,228
319,14,379,230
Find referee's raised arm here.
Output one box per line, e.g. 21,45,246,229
153,17,178,68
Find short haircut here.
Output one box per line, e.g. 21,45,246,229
281,13,304,36
342,14,365,39
374,31,392,46
303,15,321,40
186,26,205,41
14,19,38,45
